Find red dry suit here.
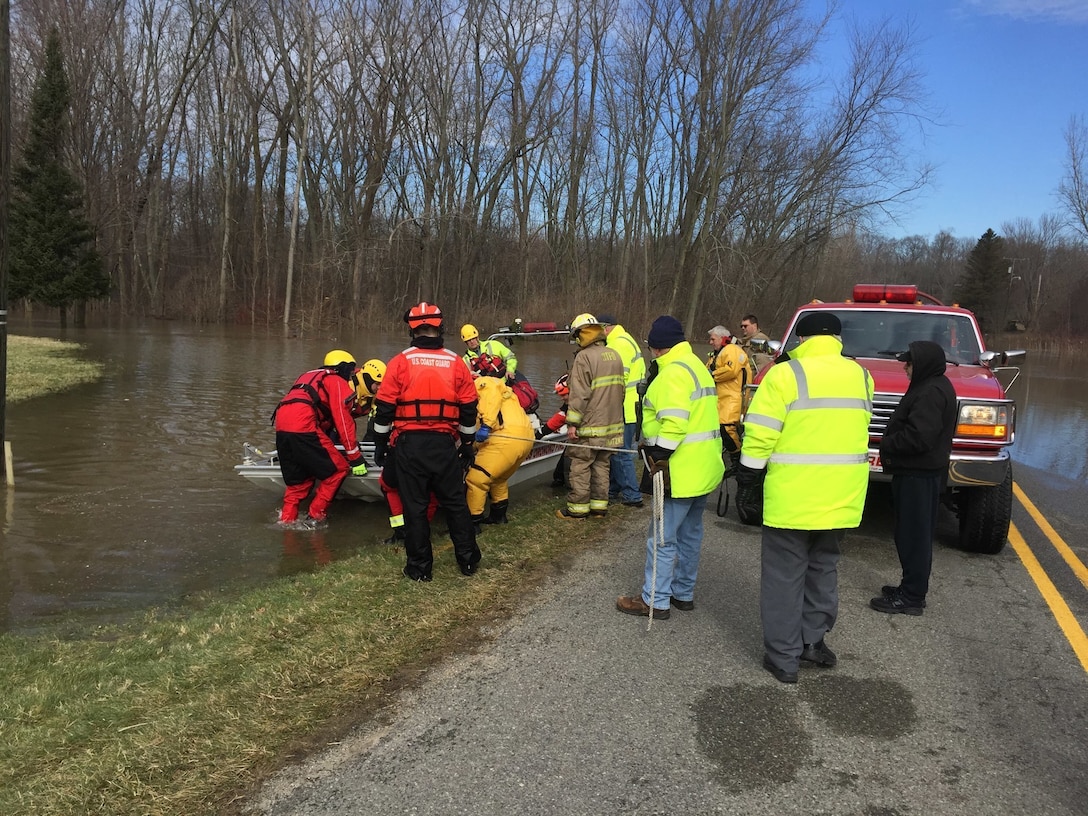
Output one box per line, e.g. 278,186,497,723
273,367,364,523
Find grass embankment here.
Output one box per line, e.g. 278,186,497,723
0,501,616,815
6,335,104,402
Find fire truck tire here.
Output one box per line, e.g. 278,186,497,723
957,465,1012,554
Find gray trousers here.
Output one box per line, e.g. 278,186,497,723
760,526,843,672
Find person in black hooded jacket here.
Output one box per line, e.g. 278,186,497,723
870,340,957,615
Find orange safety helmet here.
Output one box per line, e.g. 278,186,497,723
404,301,443,329
554,373,570,400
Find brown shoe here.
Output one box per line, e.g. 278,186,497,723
615,595,670,619
556,507,588,520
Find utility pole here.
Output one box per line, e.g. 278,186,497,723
1,0,11,486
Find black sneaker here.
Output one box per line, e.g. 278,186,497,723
870,589,924,616
670,597,695,611
800,639,837,667
881,584,926,607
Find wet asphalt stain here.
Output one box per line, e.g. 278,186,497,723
693,684,811,792
694,676,916,793
804,674,917,739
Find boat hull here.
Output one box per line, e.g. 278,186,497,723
236,435,567,503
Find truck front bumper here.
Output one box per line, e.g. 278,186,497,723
867,449,1010,487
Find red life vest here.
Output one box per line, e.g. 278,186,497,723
382,347,476,438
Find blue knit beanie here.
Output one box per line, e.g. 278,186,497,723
647,315,685,349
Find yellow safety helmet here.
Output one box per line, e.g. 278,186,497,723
569,313,601,346
323,349,357,368
356,358,386,399
461,323,480,343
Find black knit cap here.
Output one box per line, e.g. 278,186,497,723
795,311,841,337
647,315,685,349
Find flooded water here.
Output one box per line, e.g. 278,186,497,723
0,323,1082,635
0,321,576,635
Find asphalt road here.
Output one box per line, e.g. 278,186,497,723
246,460,1088,816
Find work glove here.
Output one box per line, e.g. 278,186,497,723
350,461,369,477
475,425,491,443
373,434,390,467
734,464,765,526
638,444,671,495
534,427,545,440
458,433,476,470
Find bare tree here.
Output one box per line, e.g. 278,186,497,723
1058,115,1088,242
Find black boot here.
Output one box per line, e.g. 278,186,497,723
382,527,405,546
471,513,486,535
483,500,509,525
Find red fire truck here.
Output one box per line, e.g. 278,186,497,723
752,284,1026,554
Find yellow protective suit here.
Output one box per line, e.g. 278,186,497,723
467,377,535,517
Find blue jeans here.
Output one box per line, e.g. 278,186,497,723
609,422,641,503
642,494,709,609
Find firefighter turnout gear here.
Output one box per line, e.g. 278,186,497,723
466,377,535,522
373,321,481,580
740,334,873,530
273,356,366,524
562,317,625,518
641,342,725,498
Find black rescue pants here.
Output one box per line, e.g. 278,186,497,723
395,431,480,579
891,470,942,602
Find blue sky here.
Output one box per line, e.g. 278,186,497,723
812,0,1088,241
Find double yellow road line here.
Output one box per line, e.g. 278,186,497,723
1009,482,1088,672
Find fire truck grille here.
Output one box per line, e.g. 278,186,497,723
869,395,901,437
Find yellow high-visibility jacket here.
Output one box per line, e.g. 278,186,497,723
641,342,725,498
740,335,873,530
464,339,517,375
605,324,646,424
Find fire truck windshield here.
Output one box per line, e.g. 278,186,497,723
783,310,982,365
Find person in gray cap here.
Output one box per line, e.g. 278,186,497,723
870,340,957,616
736,310,873,683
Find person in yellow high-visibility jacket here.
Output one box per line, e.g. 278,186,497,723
615,316,724,620
599,313,647,507
736,311,873,683
466,376,535,530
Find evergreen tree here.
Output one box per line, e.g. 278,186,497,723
953,228,1006,331
9,27,108,327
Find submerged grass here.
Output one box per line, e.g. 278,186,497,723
6,335,104,402
0,499,614,815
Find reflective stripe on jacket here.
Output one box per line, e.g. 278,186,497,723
566,341,625,441
464,339,517,375
374,345,478,440
642,341,725,498
741,335,873,530
606,325,646,424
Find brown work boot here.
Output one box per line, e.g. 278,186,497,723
556,507,588,520
615,595,670,620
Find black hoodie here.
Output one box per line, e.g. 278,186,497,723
878,340,958,474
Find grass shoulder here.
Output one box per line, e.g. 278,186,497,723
6,335,104,402
0,495,637,816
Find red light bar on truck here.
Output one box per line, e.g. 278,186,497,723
852,284,919,304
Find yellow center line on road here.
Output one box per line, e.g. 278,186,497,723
1007,523,1088,675
1013,482,1088,592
